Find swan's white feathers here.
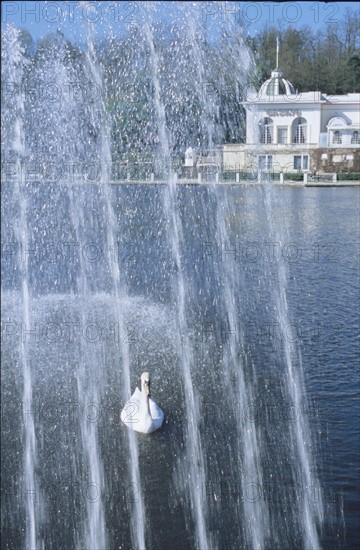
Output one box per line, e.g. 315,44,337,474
121,379,164,434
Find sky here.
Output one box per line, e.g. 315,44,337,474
1,1,359,44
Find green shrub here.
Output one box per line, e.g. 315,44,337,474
337,172,360,181
283,172,304,181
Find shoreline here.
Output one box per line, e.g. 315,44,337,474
105,180,360,187
17,178,360,187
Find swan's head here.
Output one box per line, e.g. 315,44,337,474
141,372,151,396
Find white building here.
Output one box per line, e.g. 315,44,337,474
222,64,360,174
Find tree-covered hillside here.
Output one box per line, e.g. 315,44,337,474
2,7,359,157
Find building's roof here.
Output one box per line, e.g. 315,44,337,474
322,93,360,104
259,69,296,96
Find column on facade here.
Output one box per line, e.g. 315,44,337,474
273,124,278,144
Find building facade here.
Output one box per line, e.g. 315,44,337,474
222,67,360,174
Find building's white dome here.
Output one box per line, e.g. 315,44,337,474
259,69,296,96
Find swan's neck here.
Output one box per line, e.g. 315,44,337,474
141,386,152,417
141,392,151,417
146,395,151,417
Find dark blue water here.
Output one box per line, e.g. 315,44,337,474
282,187,360,549
1,183,359,549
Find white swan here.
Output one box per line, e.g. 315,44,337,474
120,372,164,434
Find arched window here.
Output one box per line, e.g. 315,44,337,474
351,131,359,144
333,130,342,144
259,118,273,144
292,117,307,144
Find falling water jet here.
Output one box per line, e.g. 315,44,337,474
263,178,324,549
28,26,111,549
83,25,146,550
181,9,269,547
2,24,44,550
144,16,211,550
19,150,41,550
67,176,108,549
211,191,270,549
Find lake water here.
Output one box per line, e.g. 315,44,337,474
1,183,359,549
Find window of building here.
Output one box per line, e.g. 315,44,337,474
277,127,288,144
258,155,273,170
294,156,301,169
333,130,342,144
292,117,307,144
259,118,273,144
295,123,306,143
293,155,308,170
351,131,359,144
